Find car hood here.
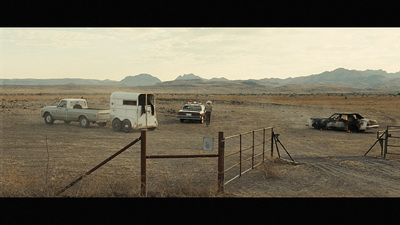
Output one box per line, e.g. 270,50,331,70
41,106,57,110
363,118,379,124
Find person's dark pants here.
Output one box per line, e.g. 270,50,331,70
206,112,211,126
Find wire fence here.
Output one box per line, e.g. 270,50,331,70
56,127,294,196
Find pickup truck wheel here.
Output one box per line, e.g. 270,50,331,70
79,116,90,128
112,118,122,131
122,119,132,133
44,113,54,124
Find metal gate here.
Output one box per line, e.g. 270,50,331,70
365,125,400,159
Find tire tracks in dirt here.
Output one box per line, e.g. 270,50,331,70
268,129,400,196
307,157,400,196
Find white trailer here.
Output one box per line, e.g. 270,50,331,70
110,92,158,132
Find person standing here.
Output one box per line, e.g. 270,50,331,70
205,101,213,126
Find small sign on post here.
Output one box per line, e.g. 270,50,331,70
203,137,214,151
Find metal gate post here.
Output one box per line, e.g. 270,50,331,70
252,131,255,168
384,126,389,159
218,131,225,193
271,128,274,158
141,129,147,196
379,131,384,157
262,128,265,162
239,134,242,177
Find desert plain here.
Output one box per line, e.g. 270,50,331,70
1,84,400,197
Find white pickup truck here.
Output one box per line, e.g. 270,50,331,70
40,99,110,127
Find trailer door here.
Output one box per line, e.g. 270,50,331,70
146,94,156,127
138,94,156,128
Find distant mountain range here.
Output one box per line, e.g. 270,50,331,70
251,68,400,89
0,73,160,86
2,68,400,90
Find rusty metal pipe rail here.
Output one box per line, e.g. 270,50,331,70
221,151,265,173
220,127,275,188
225,145,253,157
146,154,218,159
224,131,251,140
225,151,264,171
225,140,271,158
386,152,400,155
224,150,268,178
225,168,252,185
223,126,274,141
224,162,241,173
387,130,400,133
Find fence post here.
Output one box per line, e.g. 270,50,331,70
252,131,255,169
263,128,265,162
384,126,389,159
218,131,225,193
141,129,147,196
271,128,274,158
379,131,384,157
239,134,242,177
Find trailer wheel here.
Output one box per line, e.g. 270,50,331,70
79,116,90,128
122,119,132,133
112,118,122,131
44,113,54,125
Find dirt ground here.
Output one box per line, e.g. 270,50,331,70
1,85,400,197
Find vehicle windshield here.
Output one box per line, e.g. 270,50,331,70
182,105,202,111
355,114,363,119
58,100,67,108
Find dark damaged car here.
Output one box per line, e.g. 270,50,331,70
306,112,379,132
176,101,205,123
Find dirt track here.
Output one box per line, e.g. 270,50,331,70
1,86,400,197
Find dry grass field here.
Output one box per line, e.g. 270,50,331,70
1,85,400,197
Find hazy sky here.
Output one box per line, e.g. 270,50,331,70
1,27,399,81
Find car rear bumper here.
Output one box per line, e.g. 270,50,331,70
177,115,202,120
